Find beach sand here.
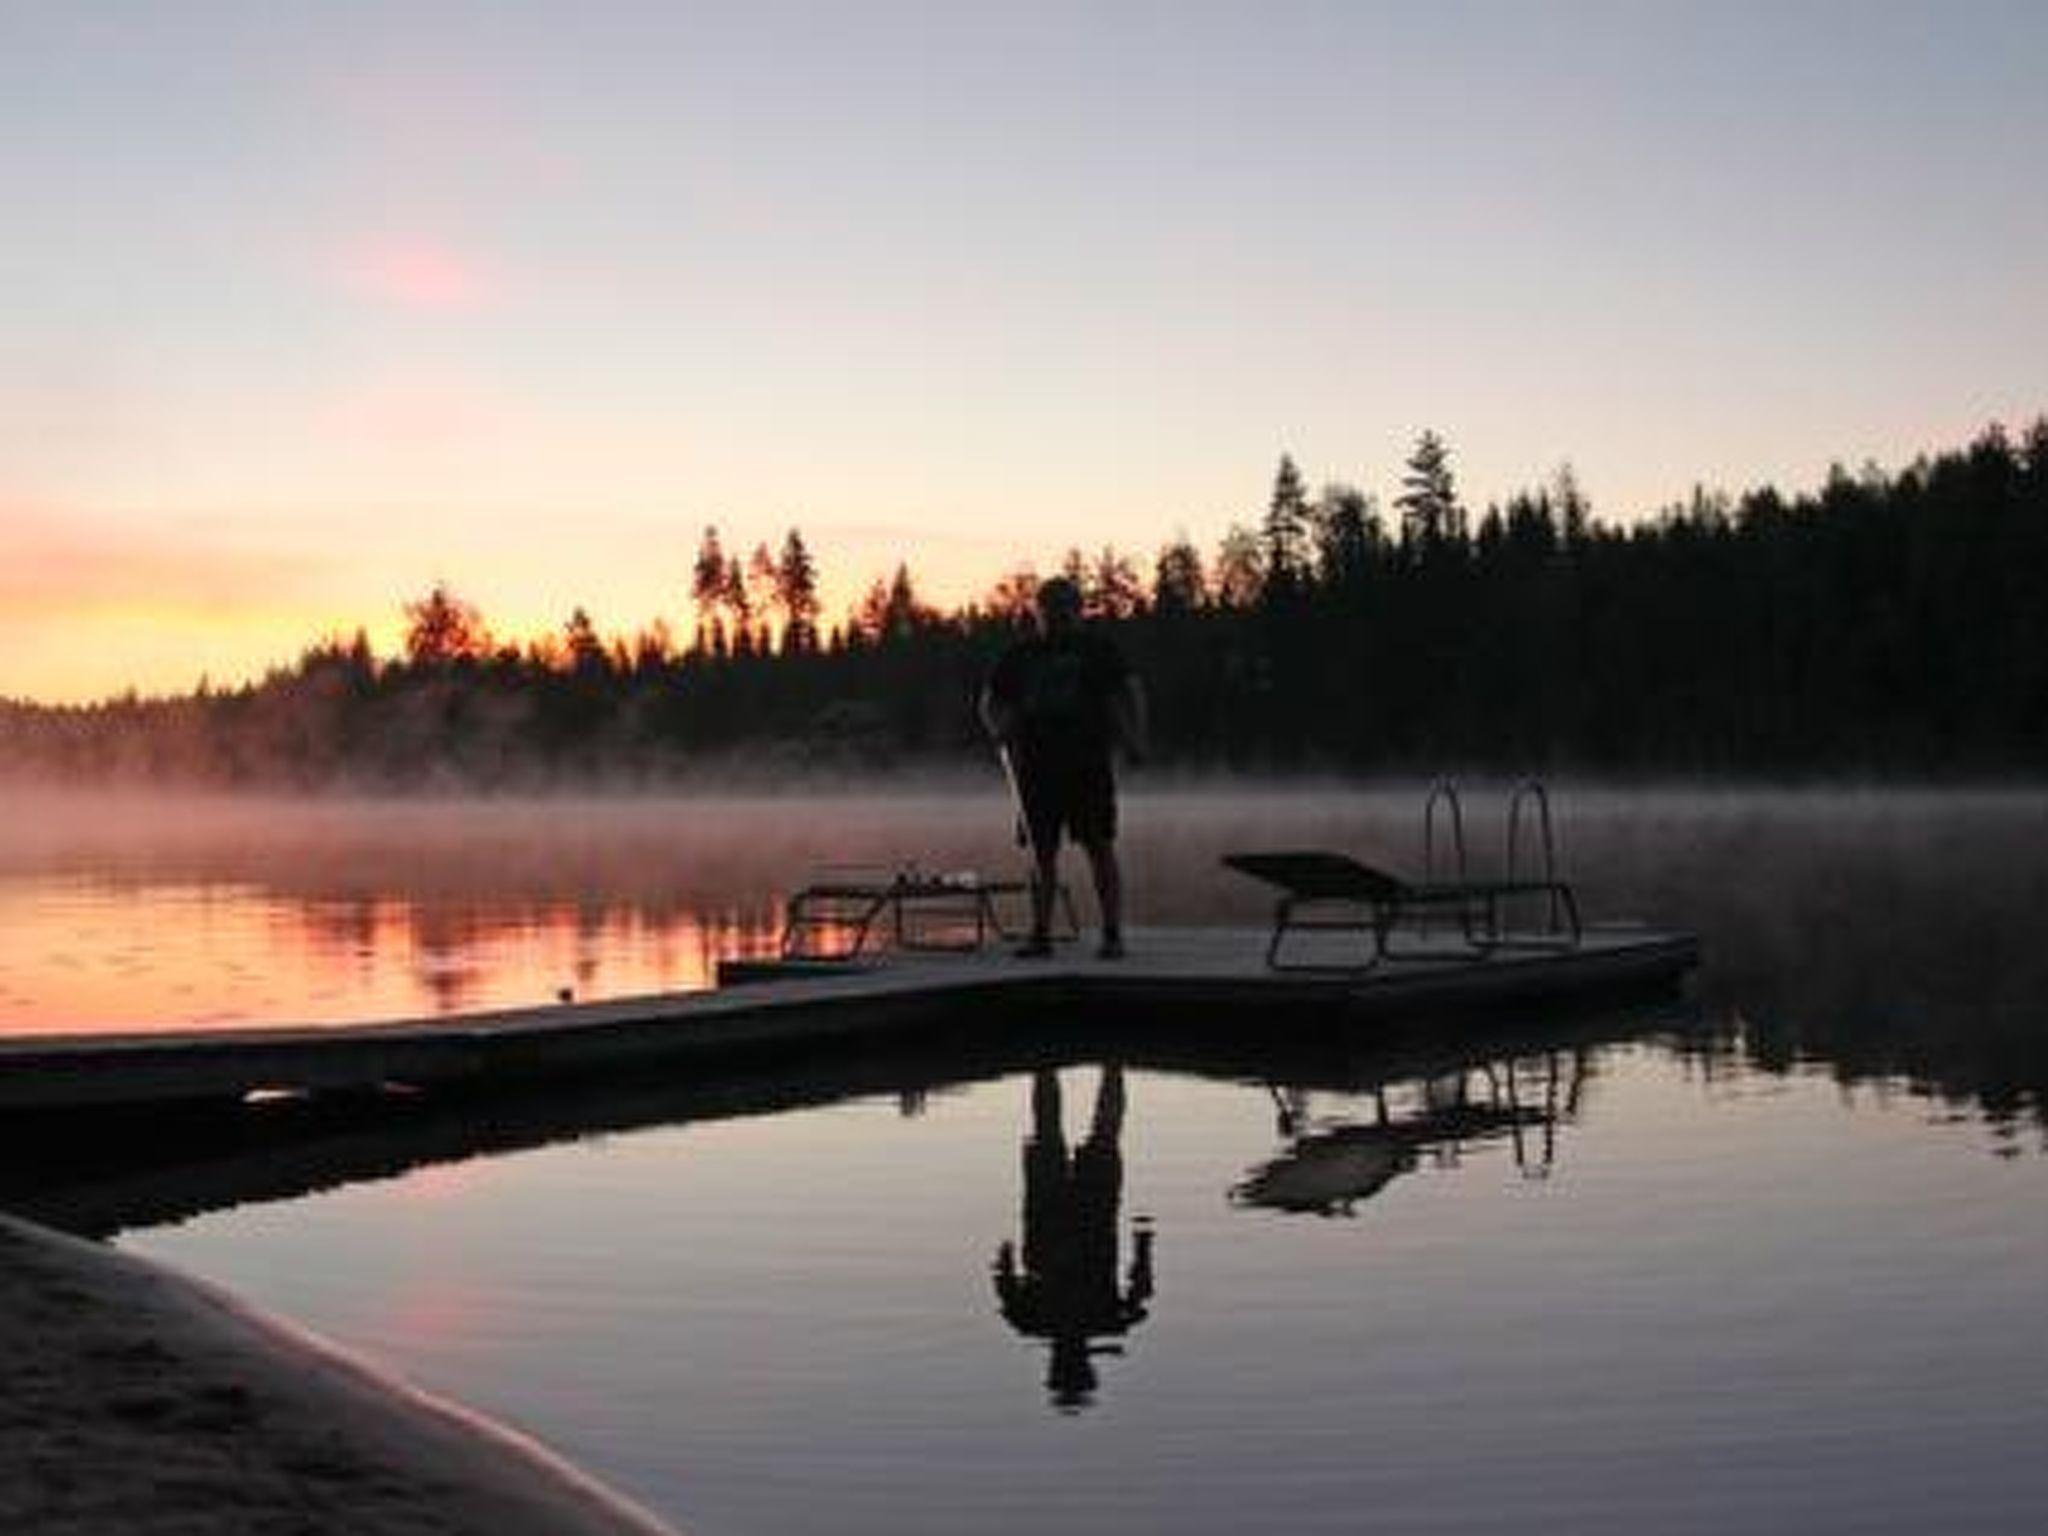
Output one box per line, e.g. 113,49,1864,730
1,1213,679,1535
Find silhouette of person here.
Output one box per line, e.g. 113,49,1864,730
992,1067,1155,1410
979,577,1148,960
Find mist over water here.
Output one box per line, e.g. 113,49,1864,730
2,781,2044,1135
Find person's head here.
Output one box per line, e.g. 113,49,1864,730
1035,576,1083,635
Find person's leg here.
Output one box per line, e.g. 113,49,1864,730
1080,837,1123,956
1014,756,1062,956
1087,1064,1125,1146
1020,838,1059,955
1033,1069,1064,1143
1073,755,1124,957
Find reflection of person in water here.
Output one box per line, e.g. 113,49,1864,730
993,1067,1155,1411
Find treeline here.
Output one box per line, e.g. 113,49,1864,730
3,420,2045,785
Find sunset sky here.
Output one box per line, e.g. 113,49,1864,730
4,1,2044,701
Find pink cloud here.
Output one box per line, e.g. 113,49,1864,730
338,237,496,312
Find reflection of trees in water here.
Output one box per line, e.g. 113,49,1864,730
1237,1052,1589,1217
1590,797,2048,1145
993,1068,1156,1412
1130,791,2048,1143
287,894,780,1012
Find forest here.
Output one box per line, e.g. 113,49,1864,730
4,419,2044,785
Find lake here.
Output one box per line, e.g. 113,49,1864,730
6,785,2046,1532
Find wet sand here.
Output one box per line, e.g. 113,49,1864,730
0,1214,678,1535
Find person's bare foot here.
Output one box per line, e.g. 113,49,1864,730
1096,932,1125,960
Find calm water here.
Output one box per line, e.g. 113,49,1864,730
120,1045,2048,1535
8,786,2047,1531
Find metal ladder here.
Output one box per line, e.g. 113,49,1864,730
1420,777,1578,945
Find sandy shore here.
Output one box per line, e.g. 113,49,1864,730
1,1214,679,1535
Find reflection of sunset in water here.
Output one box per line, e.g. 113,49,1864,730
0,875,778,1035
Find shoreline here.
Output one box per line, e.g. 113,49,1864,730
1,1212,679,1536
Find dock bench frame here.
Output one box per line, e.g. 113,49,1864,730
1222,852,1582,973
780,869,1078,960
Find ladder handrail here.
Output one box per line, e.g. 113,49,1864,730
1505,778,1565,931
1421,778,1469,889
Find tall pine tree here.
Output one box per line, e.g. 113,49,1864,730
1262,454,1312,593
1395,430,1463,550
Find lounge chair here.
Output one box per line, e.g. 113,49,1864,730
1221,850,1581,972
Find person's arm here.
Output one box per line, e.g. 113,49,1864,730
979,680,1019,743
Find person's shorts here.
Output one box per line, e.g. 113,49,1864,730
1016,750,1117,850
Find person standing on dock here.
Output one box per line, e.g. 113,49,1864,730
979,576,1148,960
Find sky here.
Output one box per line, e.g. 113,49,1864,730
3,0,2045,701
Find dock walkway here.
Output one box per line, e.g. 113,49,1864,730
0,924,1696,1114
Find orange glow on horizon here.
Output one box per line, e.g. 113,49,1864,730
0,541,1037,705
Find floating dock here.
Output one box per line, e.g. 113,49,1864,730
0,924,1696,1116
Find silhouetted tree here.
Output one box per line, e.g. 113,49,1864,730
690,527,727,654
403,583,489,666
1152,536,1207,614
1313,484,1377,588
851,563,931,645
774,528,823,652
562,607,607,675
1553,463,1590,546
1262,454,1312,593
720,553,752,648
1214,524,1264,608
1086,547,1146,620
981,567,1041,626
1396,430,1462,550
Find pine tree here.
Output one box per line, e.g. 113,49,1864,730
980,567,1041,625
1262,454,1311,592
1153,535,1208,614
1395,430,1462,549
1313,484,1376,587
562,606,607,674
1553,463,1590,547
721,553,751,637
690,527,727,655
1086,546,1146,619
883,563,923,638
1214,523,1265,608
774,528,822,652
402,582,488,666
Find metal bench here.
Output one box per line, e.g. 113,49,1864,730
1221,850,1581,972
780,866,1077,960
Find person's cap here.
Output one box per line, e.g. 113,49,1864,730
1036,576,1082,618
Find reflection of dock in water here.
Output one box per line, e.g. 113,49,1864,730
5,992,1670,1243
1238,1053,1587,1216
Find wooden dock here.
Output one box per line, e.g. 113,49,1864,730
0,924,1697,1115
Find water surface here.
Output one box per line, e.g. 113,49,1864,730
120,1037,2048,1535
7,784,2045,1531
